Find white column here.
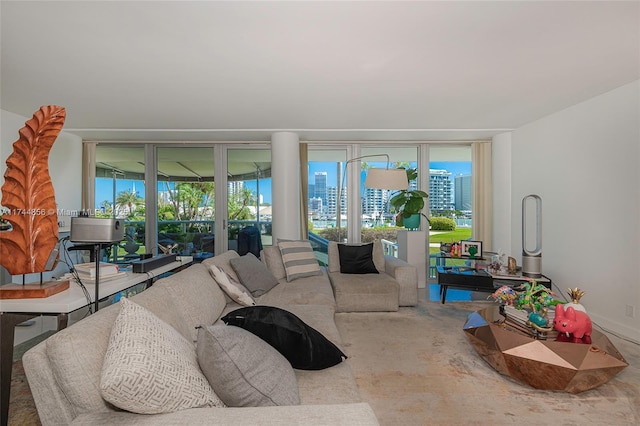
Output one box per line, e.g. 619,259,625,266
492,132,512,254
397,230,427,288
271,132,301,241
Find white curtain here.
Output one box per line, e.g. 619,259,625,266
82,142,96,212
472,141,492,251
299,143,309,239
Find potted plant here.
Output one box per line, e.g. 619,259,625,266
389,167,429,229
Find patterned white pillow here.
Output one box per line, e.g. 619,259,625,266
100,298,225,414
277,239,322,282
208,264,256,306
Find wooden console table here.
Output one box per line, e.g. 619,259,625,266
0,257,192,426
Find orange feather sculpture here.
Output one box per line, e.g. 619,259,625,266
0,105,65,275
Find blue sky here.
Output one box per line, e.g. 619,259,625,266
95,161,471,207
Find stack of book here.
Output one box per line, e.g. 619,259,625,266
503,305,529,327
74,262,127,284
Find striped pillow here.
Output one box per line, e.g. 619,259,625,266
277,240,322,282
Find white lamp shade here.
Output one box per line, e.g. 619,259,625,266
364,168,408,190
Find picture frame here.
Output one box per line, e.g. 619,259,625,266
461,240,482,257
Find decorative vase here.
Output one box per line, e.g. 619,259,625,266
402,214,420,230
566,288,587,312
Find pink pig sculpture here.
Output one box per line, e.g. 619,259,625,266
553,304,593,344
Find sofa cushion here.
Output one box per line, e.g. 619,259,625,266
208,264,256,306
337,243,378,274
329,271,400,313
151,262,227,342
221,306,347,370
202,250,241,282
196,325,300,407
328,240,385,273
256,269,336,308
277,239,322,282
45,303,123,415
100,298,224,414
261,246,287,280
230,253,279,296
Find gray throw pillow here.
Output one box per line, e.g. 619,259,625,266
229,253,279,296
196,325,300,407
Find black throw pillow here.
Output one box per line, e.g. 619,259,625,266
337,243,379,274
221,306,347,370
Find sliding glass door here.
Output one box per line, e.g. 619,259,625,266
156,146,215,260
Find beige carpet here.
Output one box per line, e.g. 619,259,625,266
335,299,640,426
10,300,639,425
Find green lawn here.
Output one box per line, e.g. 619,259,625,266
429,228,472,243
428,228,472,255
428,228,474,267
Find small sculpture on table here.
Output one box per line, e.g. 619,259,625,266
158,242,178,255
553,304,593,344
489,285,517,306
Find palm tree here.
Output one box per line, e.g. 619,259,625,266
229,187,256,220
115,190,144,218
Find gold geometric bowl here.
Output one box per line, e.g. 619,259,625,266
463,306,628,393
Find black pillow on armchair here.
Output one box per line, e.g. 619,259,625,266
337,242,379,274
221,306,347,370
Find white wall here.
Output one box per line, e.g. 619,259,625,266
1,108,83,283
508,80,640,342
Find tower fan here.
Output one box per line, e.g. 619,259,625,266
522,194,542,277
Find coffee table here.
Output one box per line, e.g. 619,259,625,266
463,306,628,393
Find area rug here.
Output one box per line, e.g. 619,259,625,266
335,300,640,426
9,303,639,425
8,331,53,426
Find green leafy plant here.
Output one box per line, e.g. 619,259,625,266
429,217,456,231
389,167,429,226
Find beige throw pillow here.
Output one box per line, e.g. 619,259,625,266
277,239,322,282
100,298,224,414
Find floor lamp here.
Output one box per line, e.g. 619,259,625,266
337,154,408,239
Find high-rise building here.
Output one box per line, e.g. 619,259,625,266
429,169,453,211
309,197,323,216
454,174,472,211
228,180,243,198
326,186,339,216
314,172,327,208
362,187,393,217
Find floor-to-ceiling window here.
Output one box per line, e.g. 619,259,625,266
88,140,487,265
429,144,473,236
360,146,420,229
225,147,272,254
428,144,474,281
307,148,348,241
94,145,146,263
156,146,215,260
93,143,273,262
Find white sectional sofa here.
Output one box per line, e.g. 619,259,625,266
23,243,417,425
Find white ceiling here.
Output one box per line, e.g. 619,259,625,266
1,1,638,142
